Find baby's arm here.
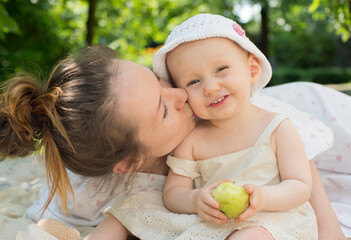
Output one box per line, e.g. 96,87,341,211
263,118,312,210
163,135,229,224
84,214,128,240
240,119,312,221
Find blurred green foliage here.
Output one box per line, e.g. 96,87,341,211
0,0,76,80
0,0,350,85
0,0,20,40
309,0,351,42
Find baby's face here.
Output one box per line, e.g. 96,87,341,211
166,37,256,121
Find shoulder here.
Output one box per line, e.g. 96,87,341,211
253,109,298,153
271,115,303,152
254,107,280,128
172,121,209,161
272,115,296,136
172,120,213,160
256,107,290,131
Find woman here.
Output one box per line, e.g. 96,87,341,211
0,45,345,239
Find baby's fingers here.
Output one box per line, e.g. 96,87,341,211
198,200,229,223
236,206,257,222
200,208,230,224
203,193,220,209
200,213,228,224
243,184,254,194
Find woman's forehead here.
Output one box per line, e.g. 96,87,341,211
115,60,161,125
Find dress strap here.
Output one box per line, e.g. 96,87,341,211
167,155,200,180
255,114,288,146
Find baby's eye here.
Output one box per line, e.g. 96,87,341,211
216,66,228,73
186,80,200,87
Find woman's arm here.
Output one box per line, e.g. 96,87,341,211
309,161,346,240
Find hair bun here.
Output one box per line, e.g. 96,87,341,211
0,75,46,158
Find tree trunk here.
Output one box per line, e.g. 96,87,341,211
260,3,269,59
348,0,351,28
86,0,97,45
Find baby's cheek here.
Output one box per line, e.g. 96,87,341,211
189,102,206,120
187,95,199,110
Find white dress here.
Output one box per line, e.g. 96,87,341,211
106,115,318,240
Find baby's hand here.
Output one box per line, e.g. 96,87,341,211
194,179,231,224
236,184,267,222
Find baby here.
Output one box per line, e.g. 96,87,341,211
154,13,317,240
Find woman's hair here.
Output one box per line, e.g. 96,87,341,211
0,45,146,214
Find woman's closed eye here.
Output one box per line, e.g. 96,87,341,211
163,104,168,118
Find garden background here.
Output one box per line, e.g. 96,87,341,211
0,0,350,89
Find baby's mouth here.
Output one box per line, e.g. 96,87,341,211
209,95,228,106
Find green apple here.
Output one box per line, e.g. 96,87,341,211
211,181,249,219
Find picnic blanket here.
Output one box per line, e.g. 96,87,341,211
0,156,93,240
1,138,350,239
0,156,44,240
0,141,350,240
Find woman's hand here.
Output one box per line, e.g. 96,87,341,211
236,184,267,222
194,179,231,224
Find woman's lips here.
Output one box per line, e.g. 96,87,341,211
209,95,229,107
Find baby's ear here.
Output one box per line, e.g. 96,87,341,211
248,54,262,84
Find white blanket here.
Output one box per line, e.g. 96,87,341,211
0,156,45,240
1,155,350,239
261,82,351,237
0,156,92,240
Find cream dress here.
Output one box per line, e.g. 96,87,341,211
106,115,318,240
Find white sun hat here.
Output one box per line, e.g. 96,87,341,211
153,13,272,95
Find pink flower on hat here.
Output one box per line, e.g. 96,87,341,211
233,22,245,36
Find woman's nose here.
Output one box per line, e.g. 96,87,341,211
159,78,172,88
203,78,220,97
167,87,188,110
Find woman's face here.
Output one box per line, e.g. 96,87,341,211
115,60,196,158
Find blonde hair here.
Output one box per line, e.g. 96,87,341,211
0,46,146,216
